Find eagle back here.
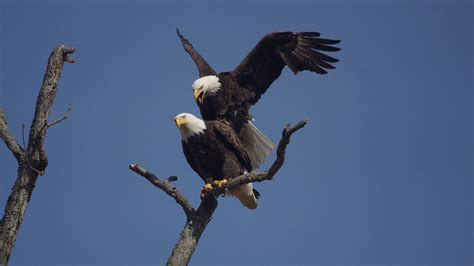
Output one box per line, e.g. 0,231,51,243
216,73,256,133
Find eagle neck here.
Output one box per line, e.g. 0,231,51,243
180,121,207,142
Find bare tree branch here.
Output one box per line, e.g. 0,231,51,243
0,44,74,264
0,110,24,163
21,124,26,150
130,119,307,266
205,119,307,198
26,45,75,172
129,164,195,218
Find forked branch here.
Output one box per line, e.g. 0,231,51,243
129,119,307,265
0,44,74,264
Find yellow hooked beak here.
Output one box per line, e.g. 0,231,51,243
193,89,205,104
175,116,185,128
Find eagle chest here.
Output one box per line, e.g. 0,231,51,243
187,134,225,174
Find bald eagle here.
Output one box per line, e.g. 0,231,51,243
177,30,340,168
174,113,260,209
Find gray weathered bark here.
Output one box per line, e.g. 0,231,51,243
129,119,306,265
166,198,217,265
0,45,75,264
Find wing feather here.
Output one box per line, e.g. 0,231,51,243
295,49,336,70
294,47,336,70
305,49,339,63
301,37,341,46
232,31,340,104
177,29,217,77
182,141,203,180
213,122,253,171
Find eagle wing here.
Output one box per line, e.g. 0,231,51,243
182,141,203,179
177,29,217,77
232,31,340,104
213,122,253,172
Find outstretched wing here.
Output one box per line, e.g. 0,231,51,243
213,122,253,171
232,31,340,104
177,29,217,77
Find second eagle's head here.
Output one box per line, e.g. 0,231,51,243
174,113,206,142
192,75,221,105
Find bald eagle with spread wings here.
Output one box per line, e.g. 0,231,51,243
177,29,341,169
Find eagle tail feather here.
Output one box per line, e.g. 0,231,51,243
227,183,259,209
239,121,274,169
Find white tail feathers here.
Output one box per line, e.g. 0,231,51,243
227,183,258,209
239,121,274,169
229,121,271,209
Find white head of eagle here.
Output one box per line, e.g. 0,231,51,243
174,113,206,142
192,75,221,104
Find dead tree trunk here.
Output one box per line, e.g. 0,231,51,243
0,45,75,264
129,120,307,265
166,198,217,265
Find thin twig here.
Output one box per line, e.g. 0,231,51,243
0,110,24,162
21,124,26,149
47,105,72,127
129,164,195,218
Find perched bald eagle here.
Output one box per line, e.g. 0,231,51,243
174,113,260,209
177,30,340,168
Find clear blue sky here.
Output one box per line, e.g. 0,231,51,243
0,1,472,265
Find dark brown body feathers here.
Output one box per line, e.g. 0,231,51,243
182,120,252,184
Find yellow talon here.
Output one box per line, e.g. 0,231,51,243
219,179,228,187
213,179,228,188
203,183,213,190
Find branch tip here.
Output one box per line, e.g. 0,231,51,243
129,163,194,218
58,45,76,63
129,163,145,173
